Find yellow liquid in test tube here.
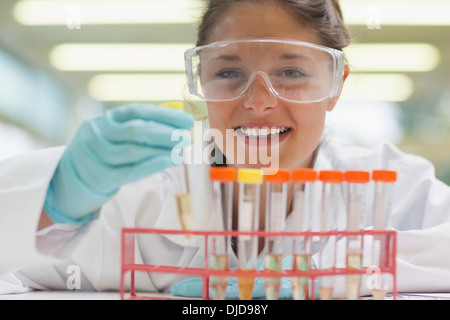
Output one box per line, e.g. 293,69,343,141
346,253,362,300
237,270,255,300
175,193,194,232
292,254,310,300
264,253,283,300
237,169,262,301
372,170,396,300
263,169,290,300
344,171,369,300
210,254,229,300
209,167,236,300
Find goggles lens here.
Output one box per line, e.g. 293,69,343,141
185,39,344,103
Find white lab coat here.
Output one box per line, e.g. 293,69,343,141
1,137,450,297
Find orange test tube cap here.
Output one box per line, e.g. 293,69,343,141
263,168,290,183
292,168,317,182
344,170,370,183
372,170,397,182
319,170,344,183
210,167,237,182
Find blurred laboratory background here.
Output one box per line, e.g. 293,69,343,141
0,0,449,182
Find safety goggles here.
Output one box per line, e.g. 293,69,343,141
185,39,346,104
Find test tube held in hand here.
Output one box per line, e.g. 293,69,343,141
161,102,194,235
291,168,317,300
371,170,396,300
317,170,344,300
344,170,370,300
209,167,237,300
237,169,263,300
263,169,290,300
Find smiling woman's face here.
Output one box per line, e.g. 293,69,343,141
204,2,345,170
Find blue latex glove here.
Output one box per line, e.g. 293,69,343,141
44,104,194,225
170,256,294,299
170,275,294,299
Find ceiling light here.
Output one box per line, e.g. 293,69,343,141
340,73,413,102
341,0,450,26
14,0,201,25
345,43,440,72
50,43,192,71
88,74,188,101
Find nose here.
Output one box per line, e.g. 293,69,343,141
243,72,278,112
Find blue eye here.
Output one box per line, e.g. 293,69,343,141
280,69,307,79
216,69,245,79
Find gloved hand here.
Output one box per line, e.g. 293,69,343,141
44,104,194,225
170,256,294,299
170,274,294,299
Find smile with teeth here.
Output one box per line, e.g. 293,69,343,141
236,126,291,138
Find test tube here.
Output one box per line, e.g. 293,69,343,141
161,102,194,235
237,168,263,300
344,170,370,300
291,168,317,300
317,170,344,300
263,169,290,300
209,167,237,300
371,170,396,300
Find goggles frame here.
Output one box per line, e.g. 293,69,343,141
184,38,346,103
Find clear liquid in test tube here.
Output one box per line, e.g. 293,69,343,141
263,169,290,300
237,169,262,300
291,168,317,300
161,102,194,235
344,170,370,300
371,170,396,300
209,167,237,300
317,170,344,300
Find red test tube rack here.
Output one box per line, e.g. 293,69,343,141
120,228,397,300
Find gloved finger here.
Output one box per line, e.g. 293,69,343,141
109,104,194,130
93,115,192,150
81,140,179,167
224,277,240,299
70,148,174,194
252,277,266,299
112,153,179,186
76,126,190,166
170,277,203,298
279,277,293,299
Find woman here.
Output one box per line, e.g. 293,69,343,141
1,0,450,298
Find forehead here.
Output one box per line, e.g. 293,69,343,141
205,2,322,46
200,40,327,65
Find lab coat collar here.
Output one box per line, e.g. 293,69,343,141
313,138,336,171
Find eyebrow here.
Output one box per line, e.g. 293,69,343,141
279,53,311,61
212,54,241,61
211,53,311,61
208,53,315,64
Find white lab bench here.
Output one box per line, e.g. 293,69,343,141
1,290,450,300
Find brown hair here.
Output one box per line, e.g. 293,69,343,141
196,0,352,50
